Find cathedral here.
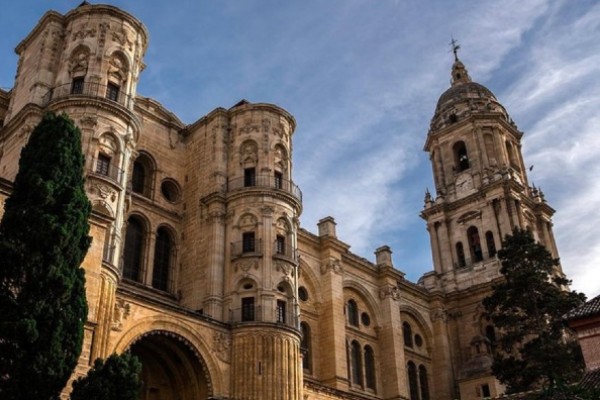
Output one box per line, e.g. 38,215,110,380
0,3,565,400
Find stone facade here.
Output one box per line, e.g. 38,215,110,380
0,4,567,400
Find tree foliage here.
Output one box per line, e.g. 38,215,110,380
483,228,586,394
0,112,91,399
70,353,142,400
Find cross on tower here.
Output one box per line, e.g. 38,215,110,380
450,37,460,62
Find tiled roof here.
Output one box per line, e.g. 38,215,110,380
564,294,600,320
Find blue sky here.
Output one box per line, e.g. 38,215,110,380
1,1,599,298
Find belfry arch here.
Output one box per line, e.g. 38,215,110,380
125,330,214,400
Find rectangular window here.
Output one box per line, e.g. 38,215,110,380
96,154,111,176
242,232,255,253
274,171,283,189
481,384,491,398
71,77,84,94
276,235,285,255
241,297,255,322
244,168,256,187
276,300,286,323
106,82,120,101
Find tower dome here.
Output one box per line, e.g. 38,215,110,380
429,57,509,131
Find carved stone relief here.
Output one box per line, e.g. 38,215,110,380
234,260,257,272
320,258,342,275
112,299,131,331
213,332,231,362
379,285,400,301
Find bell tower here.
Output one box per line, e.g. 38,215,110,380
420,49,561,293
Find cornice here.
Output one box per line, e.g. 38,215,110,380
424,113,522,151
15,11,64,55
46,97,142,133
134,96,184,130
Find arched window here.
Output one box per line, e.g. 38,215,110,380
123,216,145,282
131,153,154,197
467,226,483,262
506,141,521,171
364,345,376,390
403,322,413,348
407,361,419,400
131,161,146,194
486,231,496,257
152,227,172,291
485,325,496,345
351,340,362,386
456,242,466,267
301,322,312,373
453,141,470,171
419,365,430,400
347,299,359,327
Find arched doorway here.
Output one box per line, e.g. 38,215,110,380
129,330,211,400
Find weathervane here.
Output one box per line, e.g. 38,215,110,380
449,37,460,62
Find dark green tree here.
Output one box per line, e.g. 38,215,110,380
483,228,586,394
70,353,142,400
0,112,91,399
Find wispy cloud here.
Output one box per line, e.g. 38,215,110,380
1,0,598,296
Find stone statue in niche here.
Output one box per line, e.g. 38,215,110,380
240,141,257,165
108,54,128,81
69,50,89,74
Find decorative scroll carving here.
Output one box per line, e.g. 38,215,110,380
275,261,294,277
93,183,117,202
18,124,34,139
214,332,231,362
79,115,98,128
240,120,260,134
73,24,97,40
112,27,135,51
112,299,131,331
234,260,257,272
320,258,342,275
379,284,400,301
431,309,448,323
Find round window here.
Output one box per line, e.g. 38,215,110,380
298,286,309,302
415,334,423,347
361,312,371,326
161,179,180,202
242,283,253,290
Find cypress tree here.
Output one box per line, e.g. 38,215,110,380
0,112,91,399
483,228,586,394
70,353,142,400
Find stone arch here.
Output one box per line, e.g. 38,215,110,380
298,258,322,306
400,305,433,352
275,278,294,297
275,216,292,234
343,281,381,328
113,317,225,397
131,150,156,197
273,142,289,173
68,44,91,76
107,50,130,83
97,131,121,156
91,199,114,219
237,212,258,230
233,275,259,293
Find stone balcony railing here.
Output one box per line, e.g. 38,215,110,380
227,174,302,202
42,82,135,109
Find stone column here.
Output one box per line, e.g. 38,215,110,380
231,327,302,400
203,208,226,319
378,280,409,399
